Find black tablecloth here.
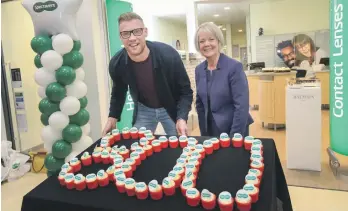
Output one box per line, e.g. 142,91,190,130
21,137,292,211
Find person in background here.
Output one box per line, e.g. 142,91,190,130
102,12,193,136
176,40,181,50
276,40,296,68
194,22,253,137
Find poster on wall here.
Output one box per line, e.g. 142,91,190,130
15,92,25,110
11,68,22,88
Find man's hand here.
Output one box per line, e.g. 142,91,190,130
176,119,188,136
102,117,117,136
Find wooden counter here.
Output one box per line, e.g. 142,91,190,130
315,71,330,105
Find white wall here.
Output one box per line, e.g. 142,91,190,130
249,0,330,62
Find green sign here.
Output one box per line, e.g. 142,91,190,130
105,0,133,129
33,1,58,13
330,0,348,156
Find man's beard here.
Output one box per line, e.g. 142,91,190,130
285,59,295,68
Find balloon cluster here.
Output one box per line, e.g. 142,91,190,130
32,34,93,175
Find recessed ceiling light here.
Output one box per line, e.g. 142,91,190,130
222,28,226,31
224,7,230,10
238,29,243,32
214,14,219,17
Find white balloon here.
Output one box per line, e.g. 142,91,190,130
59,96,80,115
41,125,62,151
37,86,46,98
81,123,91,136
66,80,87,99
34,68,56,87
40,50,63,72
52,34,74,55
75,67,85,81
48,111,69,131
72,136,93,153
51,35,57,41
65,151,80,163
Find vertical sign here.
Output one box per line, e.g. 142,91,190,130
105,0,134,129
330,0,348,156
11,68,22,88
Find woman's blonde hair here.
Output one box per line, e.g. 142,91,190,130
194,22,224,52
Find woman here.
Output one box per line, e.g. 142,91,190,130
194,22,253,137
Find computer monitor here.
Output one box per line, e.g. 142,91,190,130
319,58,329,66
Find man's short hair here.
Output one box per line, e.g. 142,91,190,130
118,12,143,25
276,40,293,58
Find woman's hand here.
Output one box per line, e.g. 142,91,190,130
176,119,188,136
102,117,117,136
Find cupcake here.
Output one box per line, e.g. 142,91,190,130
184,171,197,184
135,148,146,161
97,170,109,187
251,146,263,155
210,138,220,150
122,163,133,178
143,144,153,156
118,146,130,160
125,158,136,171
162,177,176,196
100,138,110,148
149,180,163,200
69,158,81,172
185,163,198,176
203,140,214,155
173,165,185,177
112,129,121,142
201,189,216,210
243,184,259,203
58,171,66,186
131,142,140,151
122,127,131,139
94,146,103,152
252,139,263,150
191,152,202,164
159,136,169,148
169,136,179,148
74,174,86,191
250,153,264,163
125,178,136,196
168,170,182,188
113,158,123,169
245,174,261,188
113,169,125,181
248,169,263,181
250,160,265,172
135,182,149,200
187,143,196,150
130,152,141,166
144,130,153,136
145,134,155,143
180,154,189,161
183,147,192,155
180,178,195,195
188,137,198,145
92,151,102,163
101,150,110,164
138,127,147,138
235,189,252,211
244,136,254,150
115,175,126,193
186,188,200,207
218,191,234,211
130,127,139,139
232,133,243,148
106,165,116,181
195,144,206,158
176,158,187,167
179,135,188,148
106,133,114,145
151,140,162,152
139,137,149,147
188,158,200,170
220,133,231,148
61,163,73,173
86,173,98,190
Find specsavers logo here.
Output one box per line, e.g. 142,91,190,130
33,1,58,13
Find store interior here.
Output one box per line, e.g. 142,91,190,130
1,0,348,210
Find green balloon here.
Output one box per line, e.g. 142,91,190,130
69,109,90,126
34,54,42,68
38,98,60,115
56,66,76,85
63,124,82,143
47,170,56,177
63,51,84,69
46,82,66,103
44,153,65,172
79,97,88,109
31,35,52,54
52,140,72,159
40,113,49,126
72,40,81,51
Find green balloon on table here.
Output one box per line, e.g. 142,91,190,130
46,170,56,177
63,51,84,69
31,35,52,55
34,54,43,68
79,96,88,109
69,109,90,126
44,153,65,172
63,124,82,143
39,98,60,115
45,82,66,103
55,66,76,85
72,40,81,51
40,113,49,126
52,140,72,159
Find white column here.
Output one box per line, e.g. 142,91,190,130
186,1,198,54
226,24,232,57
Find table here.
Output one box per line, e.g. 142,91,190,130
21,137,293,211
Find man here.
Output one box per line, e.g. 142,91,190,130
276,40,296,68
102,12,193,136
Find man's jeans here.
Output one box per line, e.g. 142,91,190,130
134,103,177,136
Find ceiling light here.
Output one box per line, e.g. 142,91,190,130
238,29,243,32
222,28,226,31
218,25,223,28
214,14,219,17
224,7,230,10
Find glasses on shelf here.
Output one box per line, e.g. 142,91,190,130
120,28,144,39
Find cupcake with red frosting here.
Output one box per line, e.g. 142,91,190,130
97,170,109,187
125,158,136,171
101,150,110,164
135,182,149,200
125,178,136,196
169,136,179,148
130,152,141,166
185,163,198,177
61,163,73,173
69,158,81,172
58,171,67,186
186,188,200,207
100,138,110,148
106,165,116,181
113,158,123,169
245,174,261,188
248,169,263,181
250,160,264,172
250,152,264,163
143,144,153,156
243,184,259,203
179,135,188,148
158,136,168,148
113,169,125,183
218,191,234,211
252,139,263,150
203,140,214,155
235,189,252,211
201,189,216,210
130,127,139,139
195,144,206,158
149,180,163,200
139,137,149,147
122,163,133,178
131,142,140,151
251,146,263,155
168,170,182,188
244,136,254,150
176,158,187,168
122,127,131,139
232,133,243,148
74,174,86,191
210,138,220,150
181,178,195,195
151,140,162,152
220,133,231,148
86,173,98,190
135,147,146,161
173,165,185,177
145,134,155,143
112,129,121,142
115,175,126,193
190,151,202,164
184,171,197,185
162,177,176,196
138,127,147,138
118,146,130,160
188,137,198,145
